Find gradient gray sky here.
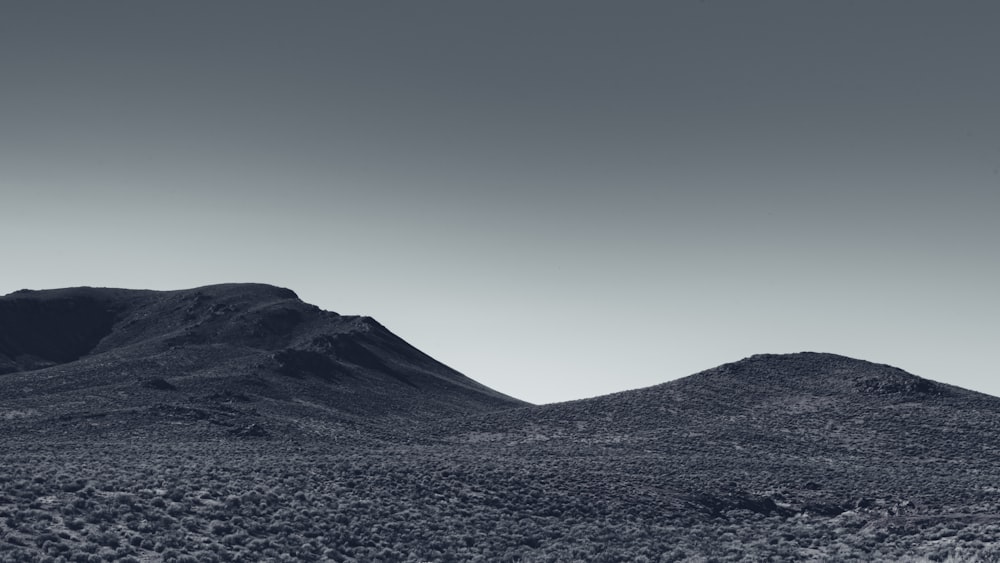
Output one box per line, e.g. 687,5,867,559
2,1,998,404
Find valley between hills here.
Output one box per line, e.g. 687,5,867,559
2,284,999,562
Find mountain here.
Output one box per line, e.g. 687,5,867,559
439,351,981,439
0,283,525,441
2,288,998,561
419,352,1000,559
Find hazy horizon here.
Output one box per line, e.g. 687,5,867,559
2,1,998,404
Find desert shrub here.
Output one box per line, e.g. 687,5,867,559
33,532,61,547
84,507,116,525
78,541,99,554
64,517,86,531
166,487,186,502
90,530,120,548
221,531,248,546
112,493,136,507
208,520,234,536
61,479,88,493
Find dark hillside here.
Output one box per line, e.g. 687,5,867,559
0,288,129,373
0,284,526,442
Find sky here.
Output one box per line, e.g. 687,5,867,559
1,1,998,405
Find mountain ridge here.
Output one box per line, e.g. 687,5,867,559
3,284,1000,560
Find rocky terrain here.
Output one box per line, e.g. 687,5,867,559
2,284,999,561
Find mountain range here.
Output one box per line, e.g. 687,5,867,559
2,284,998,561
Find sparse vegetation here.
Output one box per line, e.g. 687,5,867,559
2,425,1000,562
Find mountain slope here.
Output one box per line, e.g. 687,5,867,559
423,353,1000,549
0,283,526,440
437,351,990,446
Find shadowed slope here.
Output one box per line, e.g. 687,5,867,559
0,288,127,373
0,284,526,441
